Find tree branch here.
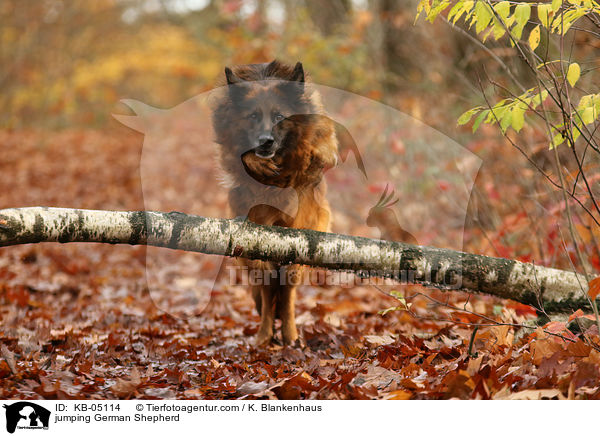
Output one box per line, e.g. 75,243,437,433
0,207,595,313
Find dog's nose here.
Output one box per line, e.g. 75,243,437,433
258,134,274,147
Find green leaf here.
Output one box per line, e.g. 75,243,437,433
550,132,564,149
552,0,562,12
492,20,507,39
487,103,508,123
578,94,593,110
529,25,540,50
457,107,480,125
500,109,513,133
491,2,511,40
379,290,412,315
463,0,474,14
538,3,552,27
426,1,451,23
552,8,588,34
472,110,488,132
514,4,532,27
389,290,405,299
448,1,465,23
494,1,511,20
532,90,549,108
474,1,493,33
572,125,581,142
511,3,531,40
577,94,600,125
567,62,581,87
581,106,595,124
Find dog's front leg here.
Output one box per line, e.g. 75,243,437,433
255,283,276,346
279,285,298,345
279,265,303,346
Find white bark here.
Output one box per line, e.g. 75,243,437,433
0,207,593,313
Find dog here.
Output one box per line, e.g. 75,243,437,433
212,60,338,346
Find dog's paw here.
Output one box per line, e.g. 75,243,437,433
258,158,280,178
253,331,273,347
281,327,299,347
282,338,302,348
242,152,280,182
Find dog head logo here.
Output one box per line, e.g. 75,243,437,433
3,402,50,433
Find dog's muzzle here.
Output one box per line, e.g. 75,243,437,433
255,134,276,158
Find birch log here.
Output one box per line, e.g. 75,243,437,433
0,207,593,313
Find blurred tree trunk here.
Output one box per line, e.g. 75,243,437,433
305,0,351,35
377,0,418,94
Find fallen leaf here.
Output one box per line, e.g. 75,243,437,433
588,277,600,300
499,389,564,400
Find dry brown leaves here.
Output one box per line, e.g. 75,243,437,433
1,129,599,400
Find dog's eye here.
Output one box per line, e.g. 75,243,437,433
249,112,259,121
274,113,284,122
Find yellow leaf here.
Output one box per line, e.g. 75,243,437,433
567,62,581,87
538,4,552,27
448,1,465,24
529,25,540,50
549,133,564,149
552,0,562,12
474,1,493,33
511,3,531,40
457,108,479,125
511,105,526,132
384,390,412,400
492,1,511,40
493,1,511,20
582,106,595,124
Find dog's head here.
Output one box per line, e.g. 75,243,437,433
220,60,314,158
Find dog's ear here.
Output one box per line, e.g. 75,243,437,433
278,62,304,97
225,67,249,101
264,59,280,76
225,67,241,85
290,62,304,83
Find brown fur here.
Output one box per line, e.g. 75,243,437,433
212,60,337,346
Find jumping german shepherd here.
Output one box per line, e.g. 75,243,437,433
212,60,338,346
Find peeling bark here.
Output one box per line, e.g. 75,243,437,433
0,207,593,313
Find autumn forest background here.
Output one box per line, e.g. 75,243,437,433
1,0,600,399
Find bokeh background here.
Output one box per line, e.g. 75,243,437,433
1,0,600,399
2,0,479,129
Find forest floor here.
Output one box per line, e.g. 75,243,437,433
1,128,599,399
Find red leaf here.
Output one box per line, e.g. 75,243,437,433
588,277,600,301
568,309,585,323
543,321,567,334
